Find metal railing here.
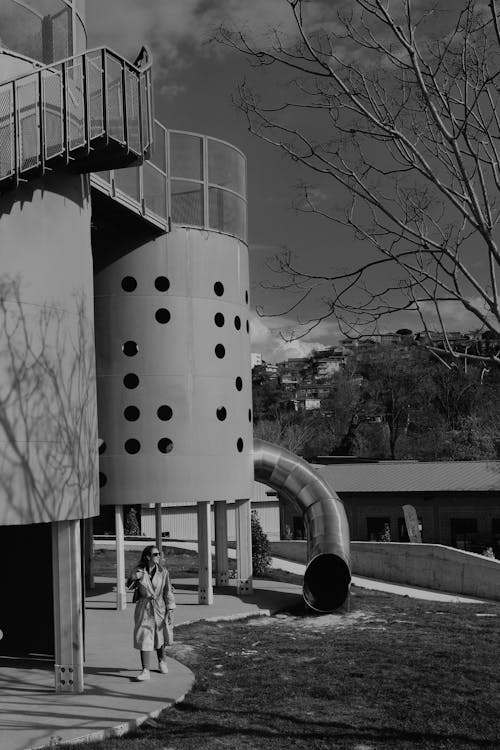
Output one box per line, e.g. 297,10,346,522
0,46,153,187
90,123,248,243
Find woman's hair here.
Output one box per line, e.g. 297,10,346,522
137,544,162,569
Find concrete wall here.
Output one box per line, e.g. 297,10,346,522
270,540,500,601
351,542,500,601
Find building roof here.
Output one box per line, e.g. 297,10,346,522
314,461,500,493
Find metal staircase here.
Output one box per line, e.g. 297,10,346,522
0,46,153,190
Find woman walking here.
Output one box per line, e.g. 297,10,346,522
127,545,176,681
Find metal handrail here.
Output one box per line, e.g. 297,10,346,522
0,46,153,187
90,121,248,243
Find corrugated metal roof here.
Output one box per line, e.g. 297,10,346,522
314,461,500,493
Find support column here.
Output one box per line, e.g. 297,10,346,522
235,498,253,595
197,500,213,604
115,504,126,611
214,500,229,586
83,517,95,590
52,520,84,694
155,502,163,555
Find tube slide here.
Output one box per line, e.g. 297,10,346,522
253,439,351,613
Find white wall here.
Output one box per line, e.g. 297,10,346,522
141,498,280,541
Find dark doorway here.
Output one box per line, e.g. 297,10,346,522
450,518,478,551
491,519,500,558
0,522,54,658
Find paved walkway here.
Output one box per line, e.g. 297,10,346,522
2,541,487,750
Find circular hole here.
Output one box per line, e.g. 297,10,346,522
214,281,224,297
99,472,107,487
123,373,139,389
122,340,138,357
158,438,173,454
245,290,249,304
124,405,140,421
235,376,243,391
214,312,225,328
216,407,227,421
157,405,173,421
248,409,252,422
155,308,171,324
121,276,137,292
237,438,244,453
246,320,250,334
155,276,170,292
98,439,106,455
125,439,141,454
234,315,241,331
215,344,225,359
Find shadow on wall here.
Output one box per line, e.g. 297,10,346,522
0,275,98,524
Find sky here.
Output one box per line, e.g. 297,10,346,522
86,0,487,363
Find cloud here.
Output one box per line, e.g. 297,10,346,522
85,0,326,93
250,312,341,363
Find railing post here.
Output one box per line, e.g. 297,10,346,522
137,72,144,154
38,70,45,173
62,61,69,164
12,82,19,185
82,53,90,155
121,62,128,149
146,70,153,149
101,48,108,145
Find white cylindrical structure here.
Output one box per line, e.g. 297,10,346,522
94,132,253,507
0,172,98,526
95,226,253,504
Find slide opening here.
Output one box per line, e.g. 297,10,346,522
303,553,351,613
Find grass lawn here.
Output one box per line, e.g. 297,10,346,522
82,577,500,750
91,547,304,587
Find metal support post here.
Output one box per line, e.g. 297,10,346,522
155,502,163,556
52,520,84,693
214,501,229,586
197,500,213,604
83,516,95,590
115,504,126,610
235,498,253,595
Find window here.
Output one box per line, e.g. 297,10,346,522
367,517,391,542
450,518,478,551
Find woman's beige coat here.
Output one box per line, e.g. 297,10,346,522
129,566,176,651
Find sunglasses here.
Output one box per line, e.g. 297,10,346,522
151,552,160,556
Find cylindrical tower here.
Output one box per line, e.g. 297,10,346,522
0,1,98,682
94,130,253,506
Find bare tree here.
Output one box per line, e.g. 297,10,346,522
219,0,500,365
254,412,316,454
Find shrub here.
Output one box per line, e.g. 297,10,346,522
251,510,271,576
124,507,140,536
